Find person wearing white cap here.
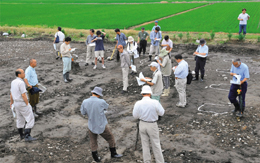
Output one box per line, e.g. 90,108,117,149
80,87,123,162
141,62,163,102
126,36,138,65
133,85,166,163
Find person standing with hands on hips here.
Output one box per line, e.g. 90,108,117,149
238,8,250,35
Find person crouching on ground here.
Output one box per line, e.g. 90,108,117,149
80,87,123,162
91,30,106,69
141,62,163,102
133,85,166,163
60,37,73,83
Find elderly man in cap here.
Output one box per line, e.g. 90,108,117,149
80,87,123,162
118,45,131,94
228,59,249,117
193,38,208,81
133,85,166,163
138,27,149,56
85,29,96,66
141,62,163,102
127,36,138,65
149,27,162,61
173,54,189,108
24,59,42,118
60,37,73,83
157,48,172,97
10,69,37,141
152,20,161,31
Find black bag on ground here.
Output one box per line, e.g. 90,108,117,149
187,69,193,84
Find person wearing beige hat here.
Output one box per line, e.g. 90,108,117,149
133,85,166,163
140,62,163,102
126,36,138,65
157,48,172,96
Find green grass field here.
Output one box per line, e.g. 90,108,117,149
138,3,260,33
0,3,206,29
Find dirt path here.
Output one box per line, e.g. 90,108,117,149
127,3,213,30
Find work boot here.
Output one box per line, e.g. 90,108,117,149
232,102,240,113
110,147,123,158
18,128,24,140
148,55,152,61
201,75,204,82
24,129,37,142
63,74,68,83
92,151,101,162
34,106,42,115
91,62,95,65
161,88,169,97
66,72,73,82
236,111,243,117
192,75,199,81
85,63,89,66
32,107,39,118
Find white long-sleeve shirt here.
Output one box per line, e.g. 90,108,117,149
60,43,71,58
133,96,165,121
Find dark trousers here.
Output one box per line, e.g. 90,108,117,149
239,25,247,35
116,46,125,61
139,40,147,55
195,57,206,79
228,82,247,109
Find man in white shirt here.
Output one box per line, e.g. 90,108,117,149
161,35,173,57
126,36,138,65
238,8,250,35
133,85,165,163
53,27,65,59
85,29,96,66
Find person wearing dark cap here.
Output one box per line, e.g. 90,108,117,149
228,59,249,117
152,20,161,31
138,27,149,56
238,8,250,35
192,39,208,81
80,87,123,162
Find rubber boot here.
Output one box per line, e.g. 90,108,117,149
149,55,152,61
192,75,199,81
66,72,73,82
161,89,167,96
110,147,123,158
24,128,37,142
92,151,101,162
18,128,24,140
232,102,240,113
161,88,169,97
34,106,42,115
32,107,39,118
201,75,204,82
63,74,68,83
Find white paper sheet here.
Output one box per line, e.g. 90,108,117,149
53,44,56,50
131,65,137,72
136,72,152,86
70,48,76,52
89,43,95,46
11,104,16,118
134,52,139,59
96,37,102,40
230,75,241,85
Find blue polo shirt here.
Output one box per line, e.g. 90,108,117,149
196,45,208,58
116,33,127,47
25,66,38,86
150,31,162,46
174,60,189,79
230,63,249,81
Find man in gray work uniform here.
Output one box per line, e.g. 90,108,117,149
85,29,96,66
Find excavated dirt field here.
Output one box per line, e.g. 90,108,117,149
0,37,260,163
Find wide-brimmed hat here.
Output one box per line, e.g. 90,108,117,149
159,48,168,57
141,85,153,94
128,36,134,42
91,87,103,96
200,38,206,45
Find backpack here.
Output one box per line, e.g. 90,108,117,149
187,68,193,85
55,32,60,43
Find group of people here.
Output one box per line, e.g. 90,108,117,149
10,8,251,163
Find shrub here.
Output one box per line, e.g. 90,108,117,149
61,29,67,37
178,33,183,40
79,32,84,37
237,34,245,41
227,32,232,40
7,30,11,35
210,31,215,40
106,33,109,39
173,34,176,40
13,29,17,35
258,37,260,42
186,32,190,41
101,29,105,32
198,33,202,40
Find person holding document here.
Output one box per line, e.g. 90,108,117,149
149,27,162,61
85,29,96,66
60,37,73,83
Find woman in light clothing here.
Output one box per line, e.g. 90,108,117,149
126,36,139,65
60,37,73,83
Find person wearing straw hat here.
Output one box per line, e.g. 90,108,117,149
80,87,123,162
10,69,37,142
133,85,166,163
157,48,172,97
126,36,138,65
141,62,163,102
193,38,208,81
149,27,162,61
24,59,42,118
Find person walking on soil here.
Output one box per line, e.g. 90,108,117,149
126,36,138,65
24,59,42,118
192,38,208,81
152,20,161,31
80,87,123,162
149,27,162,61
118,45,131,94
238,8,250,35
137,27,149,56
60,37,73,83
53,27,65,59
133,85,166,163
85,29,96,66
161,35,173,58
173,54,189,108
10,69,37,142
141,62,163,102
228,59,249,117
157,48,172,97
115,28,127,62
91,30,106,69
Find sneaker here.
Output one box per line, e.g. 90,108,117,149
91,62,95,65
34,113,39,118
102,65,106,69
176,102,185,108
25,135,37,142
93,65,97,69
85,63,89,66
201,79,204,82
236,112,243,117
121,90,127,94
